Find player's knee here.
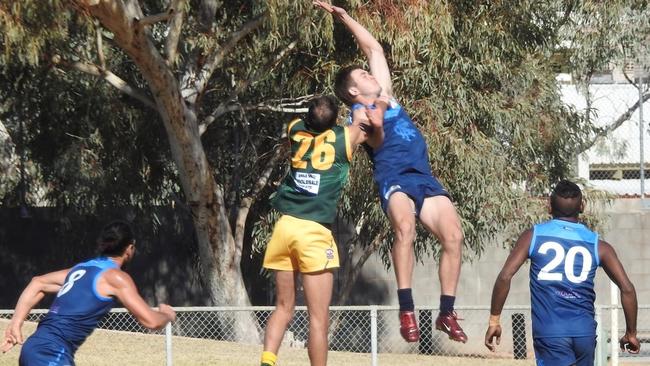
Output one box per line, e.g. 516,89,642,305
441,229,463,255
393,220,416,244
275,298,295,317
308,313,329,330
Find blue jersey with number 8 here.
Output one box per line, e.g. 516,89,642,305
528,219,600,338
35,257,118,352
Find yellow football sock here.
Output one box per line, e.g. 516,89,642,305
260,351,277,366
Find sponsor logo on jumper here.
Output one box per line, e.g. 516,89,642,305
294,172,321,195
554,288,581,299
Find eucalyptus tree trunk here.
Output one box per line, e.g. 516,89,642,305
76,0,259,341
0,119,18,192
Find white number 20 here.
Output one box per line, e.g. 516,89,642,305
537,242,592,284
57,269,87,297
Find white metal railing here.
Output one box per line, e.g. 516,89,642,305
1,305,648,366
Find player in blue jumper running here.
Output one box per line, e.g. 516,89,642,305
314,1,466,343
485,180,640,365
1,220,176,366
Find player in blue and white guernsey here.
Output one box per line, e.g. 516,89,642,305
315,1,466,343
1,221,176,366
485,181,640,365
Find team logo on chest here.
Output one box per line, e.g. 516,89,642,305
393,120,417,141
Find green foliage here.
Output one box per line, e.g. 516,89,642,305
565,1,650,83
0,1,90,66
0,62,178,213
0,0,621,273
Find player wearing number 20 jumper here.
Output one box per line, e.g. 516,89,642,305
485,181,640,366
1,221,176,366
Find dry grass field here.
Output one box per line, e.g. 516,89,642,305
0,319,640,365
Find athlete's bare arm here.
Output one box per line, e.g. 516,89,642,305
348,97,388,149
1,269,70,353
599,240,640,353
314,1,393,97
484,229,532,352
99,269,176,330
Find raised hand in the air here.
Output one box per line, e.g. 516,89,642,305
313,1,348,20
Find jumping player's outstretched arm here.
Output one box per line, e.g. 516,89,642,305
1,269,70,353
599,240,640,354
314,1,393,97
99,269,176,330
484,229,532,352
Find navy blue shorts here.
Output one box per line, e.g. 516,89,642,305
19,336,74,366
534,336,596,366
378,173,449,216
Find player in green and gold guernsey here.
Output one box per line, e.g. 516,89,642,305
261,95,385,366
272,113,352,224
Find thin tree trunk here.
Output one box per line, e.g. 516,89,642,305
337,230,387,306
328,230,386,348
0,119,18,191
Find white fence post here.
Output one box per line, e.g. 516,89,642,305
370,306,378,366
611,282,619,366
595,306,603,366
166,322,173,366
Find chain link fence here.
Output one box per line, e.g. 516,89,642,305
588,164,650,198
569,82,650,200
2,305,649,365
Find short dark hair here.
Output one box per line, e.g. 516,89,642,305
96,220,135,257
334,65,363,106
550,180,583,218
305,95,339,132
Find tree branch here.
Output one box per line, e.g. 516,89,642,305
199,41,298,134
557,0,577,29
199,102,307,135
95,23,106,70
0,118,18,179
251,130,287,202
182,14,266,104
233,122,287,259
134,10,173,28
208,94,313,119
56,57,157,110
337,229,388,305
165,0,185,66
580,90,650,153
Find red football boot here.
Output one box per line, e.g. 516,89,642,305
435,311,468,343
399,311,420,342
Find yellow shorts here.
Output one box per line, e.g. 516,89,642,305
263,215,339,273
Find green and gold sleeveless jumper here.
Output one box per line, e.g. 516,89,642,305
272,118,353,224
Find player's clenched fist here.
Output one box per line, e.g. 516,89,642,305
1,323,23,353
158,303,177,323
619,333,640,354
484,325,502,352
